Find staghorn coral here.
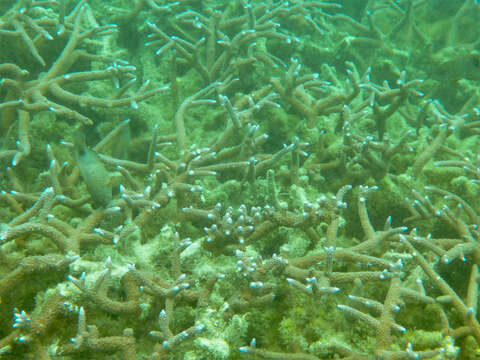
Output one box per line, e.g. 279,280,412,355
1,0,480,359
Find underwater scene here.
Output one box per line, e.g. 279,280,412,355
1,0,480,359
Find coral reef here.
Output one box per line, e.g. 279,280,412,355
1,0,480,359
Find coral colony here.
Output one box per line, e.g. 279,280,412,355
1,0,480,359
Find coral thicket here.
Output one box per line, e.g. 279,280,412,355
1,0,480,359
